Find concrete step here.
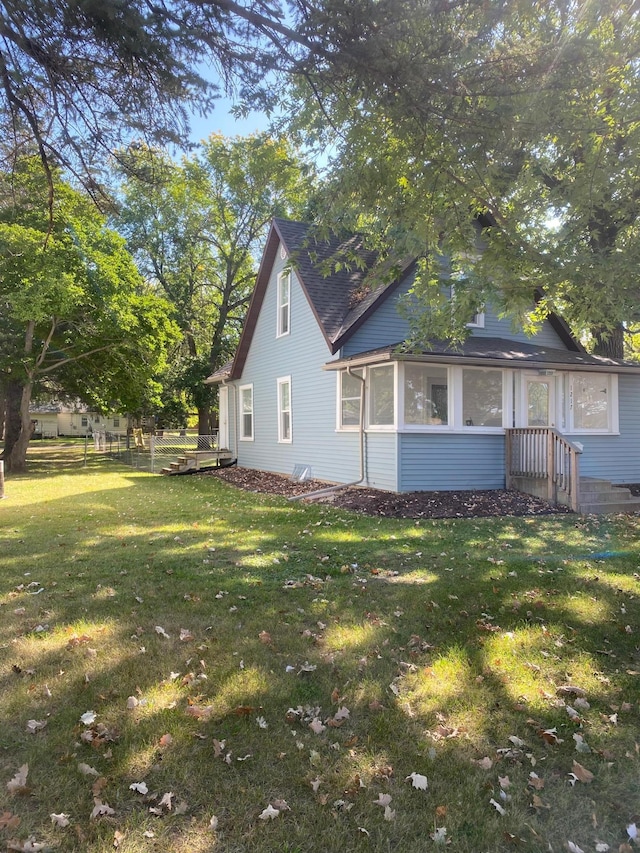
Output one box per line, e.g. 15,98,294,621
578,478,640,515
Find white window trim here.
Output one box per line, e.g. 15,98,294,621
366,363,397,431
239,383,254,441
466,310,485,329
567,372,619,435
276,270,291,338
336,369,364,431
277,376,292,443
449,283,485,329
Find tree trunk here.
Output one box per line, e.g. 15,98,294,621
591,324,624,359
1,380,25,470
7,381,34,473
197,404,212,439
0,383,5,441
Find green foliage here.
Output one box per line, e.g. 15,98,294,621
288,0,640,352
0,156,179,424
116,134,315,421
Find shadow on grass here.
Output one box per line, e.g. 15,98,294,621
1,454,639,851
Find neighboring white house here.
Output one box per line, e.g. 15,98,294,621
30,402,128,437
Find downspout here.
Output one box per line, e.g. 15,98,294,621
289,365,366,501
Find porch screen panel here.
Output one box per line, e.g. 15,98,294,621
404,364,448,425
573,375,609,430
368,365,394,426
462,369,503,426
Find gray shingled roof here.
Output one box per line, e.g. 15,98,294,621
325,338,640,372
207,218,588,384
273,219,413,348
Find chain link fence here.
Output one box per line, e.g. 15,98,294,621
101,431,221,473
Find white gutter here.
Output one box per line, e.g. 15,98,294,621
289,366,366,502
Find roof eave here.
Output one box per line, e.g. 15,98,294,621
323,351,640,373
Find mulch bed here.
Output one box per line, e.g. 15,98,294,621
201,465,572,519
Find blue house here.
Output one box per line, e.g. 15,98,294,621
205,219,640,513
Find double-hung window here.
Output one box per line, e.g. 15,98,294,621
277,270,291,337
277,376,292,442
339,369,363,429
239,384,254,440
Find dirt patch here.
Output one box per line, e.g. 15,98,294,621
201,466,571,519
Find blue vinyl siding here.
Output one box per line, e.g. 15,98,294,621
344,276,565,355
398,433,505,492
473,310,565,347
231,245,366,485
571,374,640,484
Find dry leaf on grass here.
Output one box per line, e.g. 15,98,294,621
50,813,70,827
7,765,29,794
570,761,594,784
406,772,428,790
0,812,20,830
258,804,280,820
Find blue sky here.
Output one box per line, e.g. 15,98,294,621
187,94,272,144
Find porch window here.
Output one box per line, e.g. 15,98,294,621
570,373,615,432
277,270,291,337
340,369,363,428
462,368,503,427
239,384,254,440
113,418,120,427
368,365,395,426
404,364,448,425
277,376,292,442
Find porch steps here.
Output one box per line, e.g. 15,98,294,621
578,477,640,515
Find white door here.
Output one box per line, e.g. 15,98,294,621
524,375,556,428
218,386,229,449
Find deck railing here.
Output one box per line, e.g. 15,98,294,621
505,428,582,512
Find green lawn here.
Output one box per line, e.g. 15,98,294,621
1,445,639,852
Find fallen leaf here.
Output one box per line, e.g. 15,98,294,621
129,782,148,795
489,798,506,816
430,827,448,844
90,798,115,819
6,836,46,852
475,756,493,770
78,763,99,777
155,626,170,639
80,710,97,725
0,812,20,830
7,764,29,794
209,815,219,830
406,772,428,790
259,631,272,645
179,628,194,642
158,792,173,810
258,804,280,820
384,805,396,821
126,696,139,709
309,719,326,734
373,793,392,807
531,794,550,810
50,813,70,827
528,772,545,790
570,760,594,784
566,842,584,853
26,719,47,734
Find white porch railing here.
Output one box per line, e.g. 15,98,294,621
505,428,582,512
